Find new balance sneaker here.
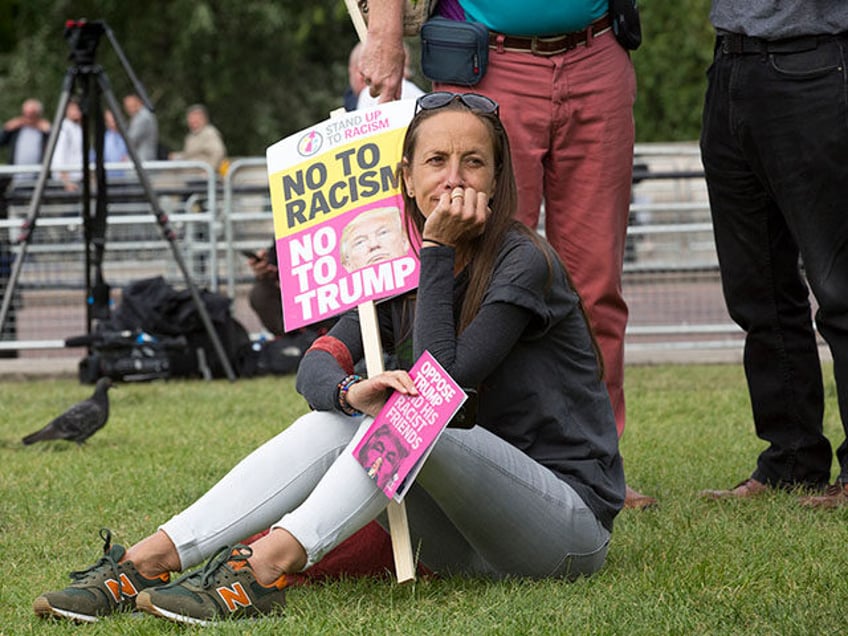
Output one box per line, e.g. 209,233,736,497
33,528,170,623
136,544,287,626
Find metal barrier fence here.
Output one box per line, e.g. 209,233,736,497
623,144,743,354
0,144,752,359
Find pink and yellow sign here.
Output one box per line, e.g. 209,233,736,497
266,100,419,332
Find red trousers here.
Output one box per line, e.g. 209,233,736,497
438,30,636,435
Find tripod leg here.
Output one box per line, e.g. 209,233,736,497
0,70,78,337
97,72,237,381
86,76,112,325
80,72,96,331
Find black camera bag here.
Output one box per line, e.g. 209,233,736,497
78,276,250,382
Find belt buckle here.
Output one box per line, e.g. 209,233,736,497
530,34,571,56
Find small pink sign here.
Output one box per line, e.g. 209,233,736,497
353,351,468,502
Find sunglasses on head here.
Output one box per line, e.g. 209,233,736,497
415,92,500,116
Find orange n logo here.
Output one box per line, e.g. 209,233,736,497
104,574,139,602
216,582,252,612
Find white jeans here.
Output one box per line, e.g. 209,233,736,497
161,410,610,579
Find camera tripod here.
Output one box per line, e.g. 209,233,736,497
0,19,235,380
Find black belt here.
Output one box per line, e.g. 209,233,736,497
719,32,827,55
489,14,612,56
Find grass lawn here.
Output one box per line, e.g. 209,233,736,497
1,364,845,635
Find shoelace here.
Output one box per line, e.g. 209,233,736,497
166,544,253,590
68,528,128,603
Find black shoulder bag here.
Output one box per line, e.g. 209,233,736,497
609,0,642,50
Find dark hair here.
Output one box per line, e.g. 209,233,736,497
398,97,604,376
400,98,526,331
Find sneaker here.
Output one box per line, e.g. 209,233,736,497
798,482,848,509
136,544,287,626
33,528,170,623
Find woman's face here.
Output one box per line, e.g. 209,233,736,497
403,110,497,218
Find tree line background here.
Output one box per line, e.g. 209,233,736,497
0,0,714,159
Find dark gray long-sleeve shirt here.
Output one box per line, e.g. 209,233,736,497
297,228,624,530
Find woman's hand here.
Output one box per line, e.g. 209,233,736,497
345,370,418,417
422,187,490,248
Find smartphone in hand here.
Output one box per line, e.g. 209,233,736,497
241,249,260,261
448,388,478,429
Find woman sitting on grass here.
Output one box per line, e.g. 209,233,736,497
33,92,625,626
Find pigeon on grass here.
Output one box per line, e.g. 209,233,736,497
22,377,115,445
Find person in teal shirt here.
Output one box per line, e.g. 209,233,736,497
359,0,654,509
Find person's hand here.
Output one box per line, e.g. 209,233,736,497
345,370,418,417
359,0,406,103
360,35,405,103
248,249,277,280
3,116,25,131
36,118,51,133
422,187,491,248
61,178,79,193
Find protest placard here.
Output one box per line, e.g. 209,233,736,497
266,100,419,332
266,99,420,582
353,351,467,502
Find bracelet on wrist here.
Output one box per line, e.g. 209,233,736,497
336,374,364,416
422,237,450,248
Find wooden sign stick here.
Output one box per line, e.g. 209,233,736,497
358,300,417,583
342,0,369,42
327,103,416,583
